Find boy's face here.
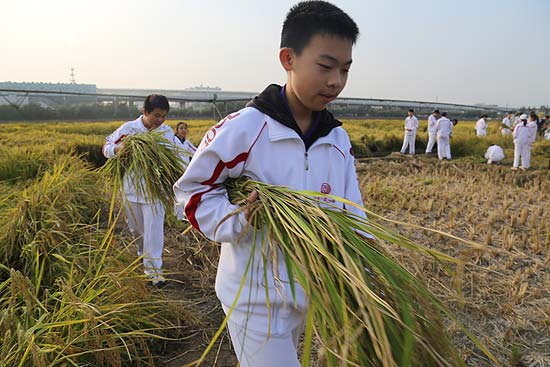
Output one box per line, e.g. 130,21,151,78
283,34,353,112
143,108,168,130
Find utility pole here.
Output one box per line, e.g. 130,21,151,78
70,68,76,84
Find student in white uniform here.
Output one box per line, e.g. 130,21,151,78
400,109,419,155
501,112,512,136
425,109,440,154
436,112,453,160
103,95,174,287
173,121,196,221
485,145,505,164
512,113,537,170
174,2,370,365
475,114,488,136
173,121,197,164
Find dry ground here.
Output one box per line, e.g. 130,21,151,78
154,154,550,367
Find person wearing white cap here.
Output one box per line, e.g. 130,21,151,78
475,114,488,136
512,113,537,170
400,109,419,155
425,109,440,154
500,112,512,136
435,112,453,160
485,145,505,164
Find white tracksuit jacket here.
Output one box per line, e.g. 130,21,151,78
173,136,197,165
103,116,176,203
512,121,537,168
475,118,488,136
436,117,453,159
173,107,366,318
513,122,537,145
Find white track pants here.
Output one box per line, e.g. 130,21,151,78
222,304,306,367
124,201,165,275
437,135,451,160
513,143,531,169
400,131,416,154
425,132,436,153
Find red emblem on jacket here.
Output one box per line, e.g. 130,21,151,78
320,183,331,194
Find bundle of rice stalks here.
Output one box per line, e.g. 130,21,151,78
99,130,188,212
200,177,497,367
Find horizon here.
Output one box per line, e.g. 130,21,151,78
3,0,549,108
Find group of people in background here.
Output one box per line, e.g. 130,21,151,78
400,108,457,160
400,108,548,171
495,111,545,170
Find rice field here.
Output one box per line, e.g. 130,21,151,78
0,118,549,366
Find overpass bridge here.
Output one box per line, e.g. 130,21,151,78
0,86,510,119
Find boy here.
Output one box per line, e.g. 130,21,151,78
103,94,175,287
174,2,364,365
400,108,419,154
425,109,440,154
436,111,453,160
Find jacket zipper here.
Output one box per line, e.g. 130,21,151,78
304,152,309,171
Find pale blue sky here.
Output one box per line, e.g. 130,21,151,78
3,0,549,108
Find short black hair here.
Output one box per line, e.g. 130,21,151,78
281,1,359,55
144,94,170,113
408,109,414,113
433,109,440,114
441,112,448,117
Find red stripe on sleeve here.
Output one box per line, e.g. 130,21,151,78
184,122,267,233
114,134,127,145
185,185,218,231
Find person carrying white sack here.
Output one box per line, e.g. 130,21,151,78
512,113,537,171
425,109,440,154
436,111,453,160
485,145,505,164
475,114,488,136
400,108,419,155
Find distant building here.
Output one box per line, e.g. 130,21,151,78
184,85,222,91
0,81,97,106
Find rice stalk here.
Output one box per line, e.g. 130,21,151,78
99,130,188,214
189,177,499,367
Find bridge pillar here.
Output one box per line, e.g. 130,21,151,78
113,96,118,116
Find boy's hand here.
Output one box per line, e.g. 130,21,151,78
243,191,259,222
114,144,124,154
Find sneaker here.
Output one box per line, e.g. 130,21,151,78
520,167,528,171
511,167,519,171
149,274,167,288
